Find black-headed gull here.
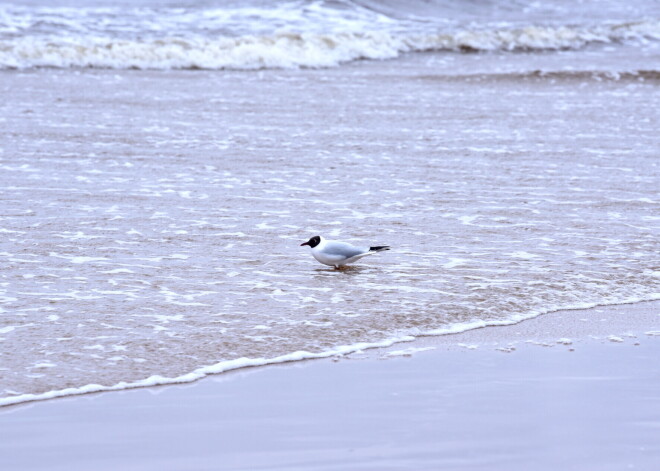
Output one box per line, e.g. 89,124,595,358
300,235,390,269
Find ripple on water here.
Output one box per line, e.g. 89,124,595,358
1,63,659,405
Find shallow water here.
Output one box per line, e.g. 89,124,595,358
0,0,659,405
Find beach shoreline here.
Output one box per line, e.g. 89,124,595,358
2,298,657,409
2,300,658,471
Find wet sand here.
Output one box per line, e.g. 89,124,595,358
1,301,659,471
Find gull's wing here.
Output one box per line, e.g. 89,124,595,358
322,241,368,259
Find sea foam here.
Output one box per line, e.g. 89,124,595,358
1,20,658,70
0,335,415,407
2,297,658,408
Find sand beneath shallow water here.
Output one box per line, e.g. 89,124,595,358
1,301,659,471
3,65,659,399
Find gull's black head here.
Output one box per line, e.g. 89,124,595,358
300,235,321,248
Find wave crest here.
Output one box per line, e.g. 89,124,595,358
1,20,658,70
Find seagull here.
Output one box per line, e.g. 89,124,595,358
300,235,390,269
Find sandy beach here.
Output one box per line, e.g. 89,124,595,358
2,301,658,471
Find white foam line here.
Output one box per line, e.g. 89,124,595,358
3,20,659,70
0,336,415,408
1,295,658,409
425,294,660,336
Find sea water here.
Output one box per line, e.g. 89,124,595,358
0,0,658,406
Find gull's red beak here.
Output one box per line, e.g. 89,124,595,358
300,242,309,246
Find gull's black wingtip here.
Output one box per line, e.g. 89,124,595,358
369,246,390,252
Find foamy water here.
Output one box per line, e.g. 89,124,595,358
1,0,659,70
0,0,659,406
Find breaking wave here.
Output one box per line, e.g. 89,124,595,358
1,20,658,70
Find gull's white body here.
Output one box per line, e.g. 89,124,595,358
304,236,389,268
